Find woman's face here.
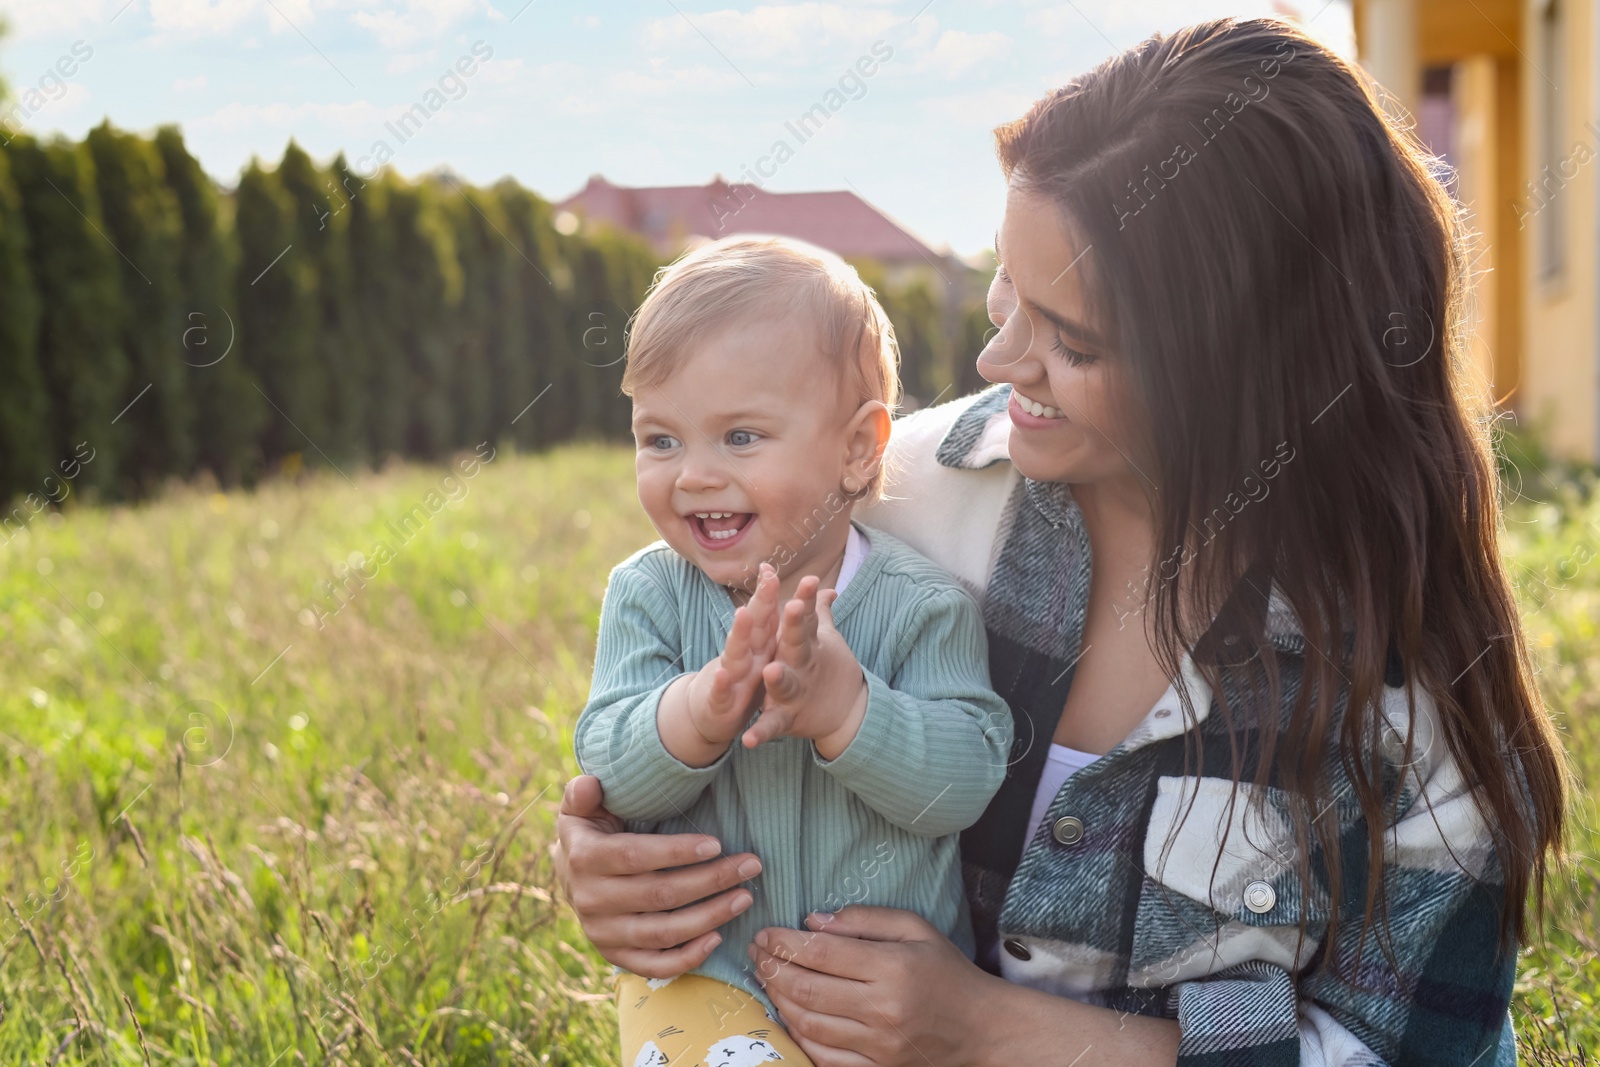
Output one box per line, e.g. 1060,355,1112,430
979,183,1146,488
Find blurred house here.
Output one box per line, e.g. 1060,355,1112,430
555,174,957,290
1354,0,1600,461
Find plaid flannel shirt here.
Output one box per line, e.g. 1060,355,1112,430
856,383,1519,1067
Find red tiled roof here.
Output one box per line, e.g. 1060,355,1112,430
556,175,943,265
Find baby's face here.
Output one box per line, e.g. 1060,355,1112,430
631,315,858,591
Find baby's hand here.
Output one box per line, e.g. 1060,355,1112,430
685,563,780,748
741,576,868,757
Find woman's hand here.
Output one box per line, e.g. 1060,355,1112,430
551,775,763,978
750,906,1181,1067
746,906,1001,1067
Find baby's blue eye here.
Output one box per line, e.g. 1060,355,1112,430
647,435,680,451
727,430,758,447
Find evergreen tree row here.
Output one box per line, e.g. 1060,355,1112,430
0,124,659,506
0,122,978,510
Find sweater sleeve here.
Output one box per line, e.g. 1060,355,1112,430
572,558,732,823
812,587,1012,837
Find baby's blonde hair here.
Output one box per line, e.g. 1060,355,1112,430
621,234,902,500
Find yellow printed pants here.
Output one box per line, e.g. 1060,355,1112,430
615,971,814,1067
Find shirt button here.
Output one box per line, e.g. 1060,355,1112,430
1154,708,1171,719
1051,816,1084,846
1003,938,1032,961
1381,727,1406,761
1244,880,1277,914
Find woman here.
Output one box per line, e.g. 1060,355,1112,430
554,18,1567,1066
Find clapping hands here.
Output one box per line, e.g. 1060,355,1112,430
685,563,782,749
682,562,869,760
742,568,868,758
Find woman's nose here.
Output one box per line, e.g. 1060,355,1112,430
977,309,1038,382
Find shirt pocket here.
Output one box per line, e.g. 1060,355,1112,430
1128,775,1330,986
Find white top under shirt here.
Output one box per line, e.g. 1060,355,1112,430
833,524,870,596
1020,743,1102,862
982,741,1101,986
980,674,1195,988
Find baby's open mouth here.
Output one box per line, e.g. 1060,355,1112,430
689,511,754,548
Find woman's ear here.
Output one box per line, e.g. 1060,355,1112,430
842,400,892,494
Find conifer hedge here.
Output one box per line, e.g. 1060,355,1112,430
0,122,974,508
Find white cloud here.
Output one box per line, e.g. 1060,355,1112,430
477,56,740,118
263,0,318,34
1023,7,1078,37
610,63,743,95
1021,0,1311,46
173,74,209,91
350,9,421,49
350,0,480,49
386,49,440,75
142,0,481,46
148,0,257,36
469,54,525,86
918,85,1037,127
1098,0,1279,37
916,29,1011,77
555,92,608,117
188,99,389,135
0,0,120,39
641,3,906,66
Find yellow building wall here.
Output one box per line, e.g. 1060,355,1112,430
1518,0,1599,460
1357,0,1598,461
1494,54,1526,408
1454,54,1526,410
1454,56,1507,404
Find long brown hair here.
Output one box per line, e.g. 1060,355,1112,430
994,17,1566,959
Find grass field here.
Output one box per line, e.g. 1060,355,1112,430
0,442,1595,1065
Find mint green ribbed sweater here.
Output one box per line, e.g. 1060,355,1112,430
574,520,1013,1018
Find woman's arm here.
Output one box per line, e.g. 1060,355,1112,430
551,775,763,978
749,907,1178,1067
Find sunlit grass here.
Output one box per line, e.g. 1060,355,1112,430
0,443,1593,1064
0,443,649,1065
1504,471,1600,1065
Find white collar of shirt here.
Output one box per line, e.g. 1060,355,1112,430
833,524,870,597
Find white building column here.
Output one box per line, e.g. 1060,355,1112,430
1358,0,1421,116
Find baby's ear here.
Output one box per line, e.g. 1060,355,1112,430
844,399,892,480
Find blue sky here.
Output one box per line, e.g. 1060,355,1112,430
0,0,1353,257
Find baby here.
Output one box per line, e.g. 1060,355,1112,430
573,234,1012,1067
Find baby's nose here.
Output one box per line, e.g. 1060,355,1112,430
675,453,729,489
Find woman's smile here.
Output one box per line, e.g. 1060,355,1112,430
1008,388,1068,426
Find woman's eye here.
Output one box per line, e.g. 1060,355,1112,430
1051,335,1098,367
727,430,758,447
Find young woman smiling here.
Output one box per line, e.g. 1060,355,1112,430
554,18,1567,1067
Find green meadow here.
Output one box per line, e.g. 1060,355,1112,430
0,442,1594,1064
